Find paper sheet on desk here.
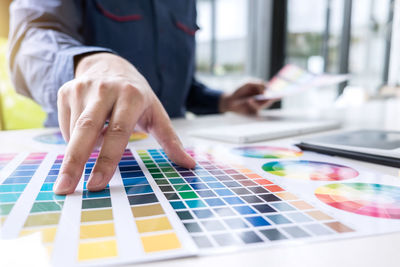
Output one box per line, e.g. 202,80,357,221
0,233,51,267
255,64,350,100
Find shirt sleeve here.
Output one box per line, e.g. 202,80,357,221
8,0,113,126
186,77,223,115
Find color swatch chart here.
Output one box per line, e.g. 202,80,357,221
2,145,400,266
78,151,117,262
0,151,194,267
0,153,47,226
73,150,191,264
18,154,65,253
0,153,17,171
137,148,354,251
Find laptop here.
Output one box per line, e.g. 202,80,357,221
190,120,341,143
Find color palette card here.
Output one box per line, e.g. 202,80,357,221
135,146,356,253
230,145,400,234
1,143,400,266
255,64,350,100
0,150,196,266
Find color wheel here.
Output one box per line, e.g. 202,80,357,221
315,183,400,219
34,131,65,144
262,160,359,181
232,146,303,159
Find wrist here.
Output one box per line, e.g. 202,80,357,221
75,52,109,77
75,52,128,77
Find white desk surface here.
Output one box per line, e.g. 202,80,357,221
1,98,400,267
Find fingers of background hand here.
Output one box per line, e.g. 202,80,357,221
247,82,266,93
57,83,72,142
253,99,276,109
54,101,110,195
149,101,196,169
87,89,142,191
259,99,277,109
244,102,259,115
237,82,266,97
246,97,267,112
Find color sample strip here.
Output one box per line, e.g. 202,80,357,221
315,183,400,219
0,153,46,225
138,148,354,250
262,160,359,181
78,151,118,261
19,154,65,253
122,150,181,253
0,153,17,171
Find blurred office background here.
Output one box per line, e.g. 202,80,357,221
195,0,398,109
0,0,400,129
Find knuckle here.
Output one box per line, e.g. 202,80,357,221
97,81,111,96
75,115,100,130
58,82,72,99
122,83,143,98
73,80,86,96
57,92,68,106
62,154,82,168
97,154,118,167
57,87,66,100
107,122,130,137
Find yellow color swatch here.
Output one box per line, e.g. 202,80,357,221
81,209,113,222
131,203,165,218
136,216,172,233
80,223,115,239
19,227,57,243
24,213,60,227
78,240,118,261
141,233,181,253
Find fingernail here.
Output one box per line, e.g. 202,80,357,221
54,175,72,195
87,172,103,189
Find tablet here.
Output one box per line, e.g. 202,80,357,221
297,130,400,167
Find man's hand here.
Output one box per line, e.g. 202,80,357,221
54,53,195,194
219,82,276,115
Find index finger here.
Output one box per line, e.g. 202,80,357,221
148,100,196,169
54,102,110,194
86,91,143,191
